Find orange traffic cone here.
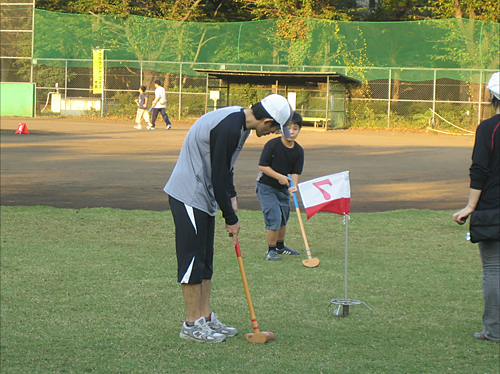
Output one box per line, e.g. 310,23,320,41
16,123,29,134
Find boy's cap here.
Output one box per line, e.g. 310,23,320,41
260,94,293,138
487,72,500,100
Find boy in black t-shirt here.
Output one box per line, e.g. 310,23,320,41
256,113,305,261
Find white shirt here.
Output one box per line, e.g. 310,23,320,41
154,86,167,108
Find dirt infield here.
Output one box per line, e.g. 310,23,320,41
1,116,475,213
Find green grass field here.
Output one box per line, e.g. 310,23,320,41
1,206,499,373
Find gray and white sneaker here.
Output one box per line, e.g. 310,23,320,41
179,316,226,343
277,246,300,255
207,312,238,337
266,249,281,261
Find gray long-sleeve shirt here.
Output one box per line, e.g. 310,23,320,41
164,106,250,225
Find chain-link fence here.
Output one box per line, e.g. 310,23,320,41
348,67,496,131
23,58,495,131
0,1,35,82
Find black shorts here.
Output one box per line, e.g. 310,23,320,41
169,196,215,284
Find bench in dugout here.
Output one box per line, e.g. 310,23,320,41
301,117,327,128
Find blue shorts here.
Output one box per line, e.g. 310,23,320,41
256,182,291,230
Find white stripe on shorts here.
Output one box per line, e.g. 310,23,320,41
184,204,197,235
180,256,195,284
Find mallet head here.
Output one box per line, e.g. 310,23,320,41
302,258,320,268
245,331,275,343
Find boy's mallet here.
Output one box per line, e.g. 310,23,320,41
234,239,275,343
289,178,320,268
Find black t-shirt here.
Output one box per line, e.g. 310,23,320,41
257,137,304,191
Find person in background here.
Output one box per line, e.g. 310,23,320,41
133,85,151,130
148,80,172,130
453,71,500,343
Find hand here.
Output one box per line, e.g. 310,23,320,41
288,186,297,196
278,174,291,186
453,206,474,225
226,221,240,246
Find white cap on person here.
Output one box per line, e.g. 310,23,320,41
260,94,293,138
487,72,500,100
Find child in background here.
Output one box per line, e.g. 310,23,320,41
256,112,305,261
133,85,151,129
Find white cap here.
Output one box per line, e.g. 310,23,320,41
487,72,500,100
260,94,293,138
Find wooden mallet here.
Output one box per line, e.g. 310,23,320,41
289,178,320,268
234,239,275,343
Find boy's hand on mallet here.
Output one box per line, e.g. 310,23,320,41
277,174,291,186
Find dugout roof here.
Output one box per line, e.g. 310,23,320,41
194,69,361,86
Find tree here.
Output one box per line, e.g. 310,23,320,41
35,0,254,22
426,0,499,22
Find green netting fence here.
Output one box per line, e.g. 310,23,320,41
28,9,499,80
1,8,499,129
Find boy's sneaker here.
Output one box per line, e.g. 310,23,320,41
147,123,154,130
133,124,141,129
207,312,238,337
266,249,281,261
179,317,226,343
166,123,172,130
277,246,300,255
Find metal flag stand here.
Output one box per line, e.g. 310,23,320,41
328,205,372,316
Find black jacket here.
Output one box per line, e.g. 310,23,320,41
470,114,500,211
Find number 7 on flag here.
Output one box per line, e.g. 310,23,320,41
312,179,333,200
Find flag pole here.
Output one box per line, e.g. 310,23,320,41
329,173,372,317
344,214,348,300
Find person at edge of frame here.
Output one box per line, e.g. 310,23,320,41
453,71,500,343
148,80,172,130
256,112,304,261
163,94,294,343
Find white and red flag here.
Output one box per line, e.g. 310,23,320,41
297,171,350,219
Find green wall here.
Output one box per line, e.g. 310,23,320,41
1,83,36,117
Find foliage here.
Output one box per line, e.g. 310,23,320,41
34,0,500,23
1,206,499,373
35,0,255,22
106,91,136,118
425,0,500,22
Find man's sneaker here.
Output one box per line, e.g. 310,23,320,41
266,249,281,261
166,123,172,130
179,317,226,343
277,246,300,255
133,124,142,129
147,123,154,130
207,312,238,337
